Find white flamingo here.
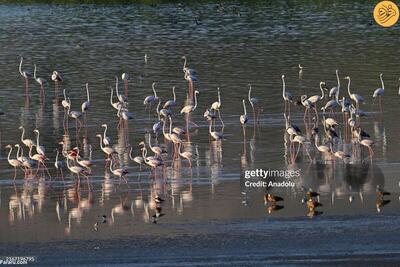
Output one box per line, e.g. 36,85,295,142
344,76,365,108
81,83,90,113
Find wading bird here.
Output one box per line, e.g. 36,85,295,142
33,64,47,100
240,99,248,125
19,57,32,91
345,76,365,108
281,75,293,115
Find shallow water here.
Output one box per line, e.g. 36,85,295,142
0,2,400,248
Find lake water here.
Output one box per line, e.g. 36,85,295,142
0,2,400,265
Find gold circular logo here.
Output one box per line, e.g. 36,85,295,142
374,1,399,27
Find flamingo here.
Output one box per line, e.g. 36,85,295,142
101,124,111,146
180,90,199,130
76,147,93,170
148,133,163,156
324,72,340,113
209,119,224,141
142,146,163,170
54,149,64,179
66,158,87,179
52,71,63,91
162,118,172,141
33,129,45,156
121,72,130,96
300,95,315,120
344,76,365,108
240,99,248,125
178,142,193,167
308,82,325,103
96,134,114,160
115,76,128,103
248,83,260,123
129,145,144,171
117,106,133,122
143,82,158,110
358,131,374,159
329,69,340,98
153,99,162,134
182,55,197,76
5,144,23,179
110,160,128,178
62,89,70,109
19,57,32,91
314,134,331,157
163,86,177,109
20,145,36,172
19,126,36,148
168,115,183,156
67,98,83,134
14,144,28,163
81,83,90,113
211,87,221,110
33,64,47,100
372,73,384,110
110,87,123,111
28,143,49,176
290,134,312,162
281,75,293,115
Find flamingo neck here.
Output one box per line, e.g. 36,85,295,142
243,100,247,115
7,146,12,161
56,150,59,161
282,77,286,97
153,84,157,98
110,88,114,104
86,83,90,101
380,74,384,90
19,58,23,75
320,83,325,99
63,89,67,101
173,87,176,102
20,127,25,142
217,89,221,105
347,78,351,96
36,132,40,147
129,147,133,160
34,64,37,79
148,134,153,149
98,136,104,150
16,145,21,158
103,125,108,140
248,87,252,105
183,57,187,70
115,77,120,97
29,145,33,159
193,93,198,110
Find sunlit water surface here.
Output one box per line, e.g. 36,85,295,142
0,2,399,246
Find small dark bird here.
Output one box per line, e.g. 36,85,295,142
307,198,323,210
306,189,320,199
154,196,165,203
101,215,107,223
376,186,390,198
94,222,98,231
264,194,284,204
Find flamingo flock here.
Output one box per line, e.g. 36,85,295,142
1,56,395,183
